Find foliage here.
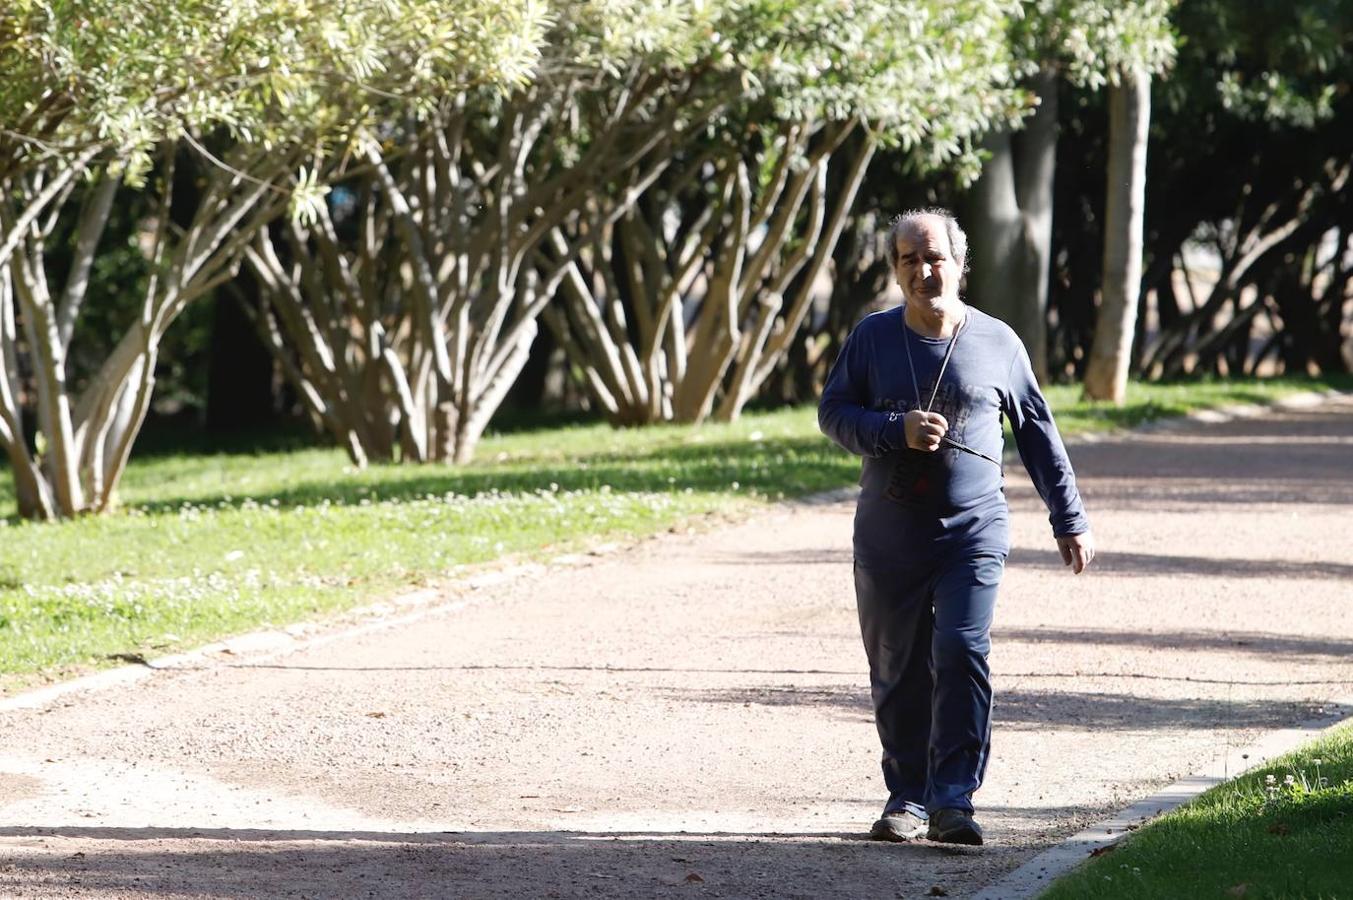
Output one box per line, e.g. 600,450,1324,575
545,0,1026,428
0,0,548,174
1040,721,1353,899
0,1,548,519
1046,0,1353,380
240,0,752,466
719,0,1022,170
1012,0,1177,85
1181,0,1351,127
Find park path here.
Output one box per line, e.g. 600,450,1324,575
1,394,1351,899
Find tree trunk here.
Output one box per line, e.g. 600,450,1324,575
11,251,84,514
965,68,1058,383
0,145,290,519
1084,68,1151,403
0,265,56,519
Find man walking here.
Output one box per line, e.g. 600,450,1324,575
818,209,1094,846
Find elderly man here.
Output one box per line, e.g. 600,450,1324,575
818,209,1094,845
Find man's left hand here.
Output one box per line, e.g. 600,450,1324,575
1056,532,1095,574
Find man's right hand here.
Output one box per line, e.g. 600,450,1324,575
904,410,949,452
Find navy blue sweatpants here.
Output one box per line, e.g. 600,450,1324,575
854,553,1003,816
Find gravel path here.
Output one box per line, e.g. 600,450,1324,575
2,395,1351,899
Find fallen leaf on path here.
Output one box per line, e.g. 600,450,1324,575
1088,844,1117,858
927,887,948,897
685,873,705,884
365,711,387,718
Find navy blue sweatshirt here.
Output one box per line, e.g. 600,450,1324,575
818,305,1089,567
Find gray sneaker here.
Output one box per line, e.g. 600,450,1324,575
926,808,984,845
870,807,928,842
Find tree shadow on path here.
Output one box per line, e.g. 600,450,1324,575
1009,548,1353,580
995,627,1353,661
656,684,1335,732
0,825,1018,900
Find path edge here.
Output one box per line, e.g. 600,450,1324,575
0,565,548,713
971,699,1353,900
3,387,1346,715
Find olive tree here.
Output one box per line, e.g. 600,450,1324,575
1136,0,1353,379
0,0,544,518
240,2,726,464
963,0,1174,385
546,0,1024,425
1082,62,1154,401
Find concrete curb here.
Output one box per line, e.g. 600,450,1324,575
0,564,555,714
971,699,1353,900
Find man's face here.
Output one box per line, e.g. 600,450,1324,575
893,217,961,308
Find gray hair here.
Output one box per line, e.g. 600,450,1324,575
886,208,969,275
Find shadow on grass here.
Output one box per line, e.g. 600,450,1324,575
123,435,859,516
125,394,1344,517
5,381,1350,521
127,420,322,460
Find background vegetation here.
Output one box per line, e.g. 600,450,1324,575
3,1,1349,518
2,1,1350,666
2,14,1348,900
3,375,1346,689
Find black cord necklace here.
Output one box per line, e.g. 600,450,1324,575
900,304,1001,467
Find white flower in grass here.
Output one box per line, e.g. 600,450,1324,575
1265,774,1276,785
1283,774,1296,786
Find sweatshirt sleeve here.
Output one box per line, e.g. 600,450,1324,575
818,318,907,459
1002,340,1091,537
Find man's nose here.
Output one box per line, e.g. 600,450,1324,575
921,262,934,278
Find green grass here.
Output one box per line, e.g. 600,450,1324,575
0,407,851,690
1040,722,1353,900
1,376,1347,691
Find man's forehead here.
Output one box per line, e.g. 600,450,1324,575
894,217,951,254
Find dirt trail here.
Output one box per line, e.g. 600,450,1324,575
2,395,1351,900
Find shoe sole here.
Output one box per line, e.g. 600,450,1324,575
870,819,926,843
926,825,983,846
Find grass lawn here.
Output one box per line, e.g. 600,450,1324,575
1039,721,1353,899
1,375,1347,691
